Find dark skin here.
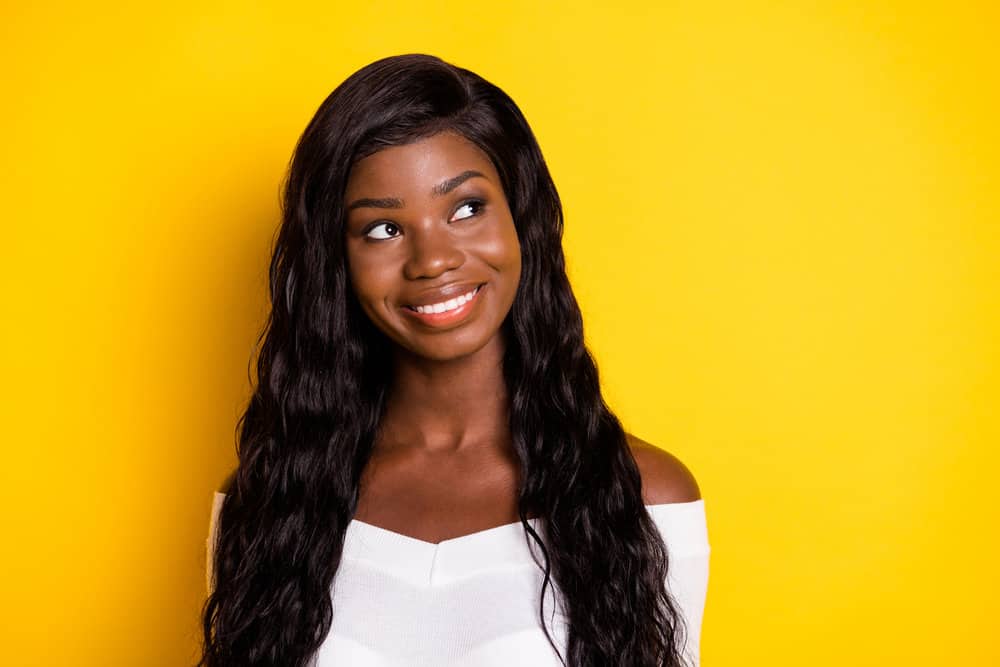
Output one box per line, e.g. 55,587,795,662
220,131,700,543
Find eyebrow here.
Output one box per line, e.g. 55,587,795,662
346,170,487,212
432,170,486,196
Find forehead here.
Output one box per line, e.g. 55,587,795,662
345,131,499,197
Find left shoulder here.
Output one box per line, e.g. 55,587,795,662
625,432,702,505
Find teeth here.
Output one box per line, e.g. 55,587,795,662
413,285,479,314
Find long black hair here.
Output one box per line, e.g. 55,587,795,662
200,53,688,667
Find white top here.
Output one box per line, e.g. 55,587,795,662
208,492,710,666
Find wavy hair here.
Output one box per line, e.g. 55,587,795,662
200,53,688,666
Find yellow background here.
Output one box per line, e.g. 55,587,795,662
2,1,996,665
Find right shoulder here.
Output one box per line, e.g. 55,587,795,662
217,469,237,495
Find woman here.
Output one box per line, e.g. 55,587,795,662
202,53,709,667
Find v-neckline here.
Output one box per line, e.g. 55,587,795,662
348,514,542,549
346,500,703,549
341,512,549,586
338,500,706,587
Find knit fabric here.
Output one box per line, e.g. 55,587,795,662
207,493,709,666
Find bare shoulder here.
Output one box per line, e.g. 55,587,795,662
625,432,702,504
218,469,237,495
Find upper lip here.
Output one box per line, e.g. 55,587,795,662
403,282,484,307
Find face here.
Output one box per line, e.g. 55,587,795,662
343,131,521,362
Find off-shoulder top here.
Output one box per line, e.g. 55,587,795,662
207,492,710,666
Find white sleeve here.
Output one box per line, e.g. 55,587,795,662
206,492,226,595
649,500,711,667
668,548,710,666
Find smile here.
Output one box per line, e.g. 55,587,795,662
402,284,485,326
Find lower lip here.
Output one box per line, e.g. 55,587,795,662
401,284,485,328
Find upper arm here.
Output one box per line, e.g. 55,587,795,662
208,469,235,594
626,433,706,663
207,489,226,595
625,432,702,504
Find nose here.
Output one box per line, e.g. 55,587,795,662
403,222,464,280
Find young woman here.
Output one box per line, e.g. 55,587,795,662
202,53,709,667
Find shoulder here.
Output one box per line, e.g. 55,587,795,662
217,469,236,495
625,432,702,505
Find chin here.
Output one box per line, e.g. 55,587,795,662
401,325,502,363
409,338,489,362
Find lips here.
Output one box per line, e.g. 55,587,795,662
403,282,486,309
400,282,486,327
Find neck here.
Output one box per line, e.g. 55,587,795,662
376,334,511,455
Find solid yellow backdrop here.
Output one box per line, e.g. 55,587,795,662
1,1,996,665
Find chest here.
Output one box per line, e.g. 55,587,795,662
354,446,525,544
316,524,567,666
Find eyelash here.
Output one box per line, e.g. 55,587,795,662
455,198,486,219
363,198,486,240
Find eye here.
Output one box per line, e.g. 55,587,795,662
365,221,400,240
451,199,485,222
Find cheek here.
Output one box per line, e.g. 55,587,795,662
478,215,521,272
499,223,523,290
346,250,389,305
